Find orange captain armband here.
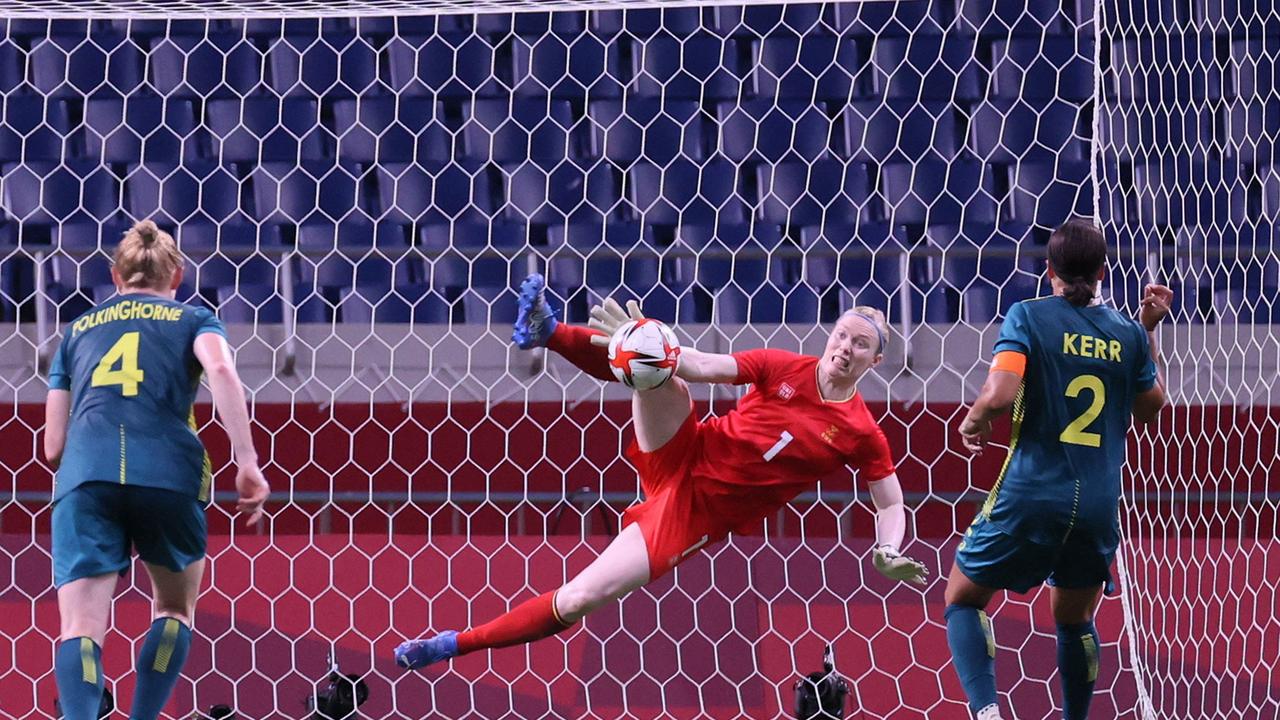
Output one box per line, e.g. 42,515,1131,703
991,351,1027,378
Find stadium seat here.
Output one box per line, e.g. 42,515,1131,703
384,34,500,99
337,282,451,324
332,97,453,166
47,222,122,319
712,283,821,323
1007,159,1093,227
501,162,619,225
1174,224,1279,323
991,36,1093,102
0,39,27,95
322,15,469,37
547,221,658,297
375,162,496,225
1226,99,1280,157
265,33,379,96
106,18,224,39
757,159,870,227
1131,159,1247,228
149,33,263,98
588,99,706,165
0,161,121,224
842,100,959,162
205,97,330,163
0,94,72,163
29,33,145,96
715,100,834,164
632,35,747,101
511,33,623,99
674,223,787,317
881,158,997,226
872,34,984,102
830,0,944,37
752,35,861,101
124,162,242,225
629,158,747,225
1201,2,1280,36
296,221,413,293
799,221,901,290
710,3,827,36
458,283,518,323
589,7,705,37
250,161,370,225
216,282,282,323
176,222,282,300
462,99,576,166
970,98,1085,163
1110,37,1223,101
955,0,1070,37
924,221,1039,323
419,221,526,293
475,11,586,36
82,95,198,164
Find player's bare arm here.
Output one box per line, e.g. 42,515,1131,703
43,389,71,470
1133,283,1172,424
194,333,270,526
868,473,930,585
959,367,1023,455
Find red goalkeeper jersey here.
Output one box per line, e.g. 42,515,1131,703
691,348,896,515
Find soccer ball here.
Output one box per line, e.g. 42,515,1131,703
607,319,681,390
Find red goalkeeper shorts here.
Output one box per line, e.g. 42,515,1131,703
623,412,740,581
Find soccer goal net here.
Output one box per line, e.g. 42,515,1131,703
0,1,1275,718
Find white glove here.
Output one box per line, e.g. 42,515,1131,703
872,545,930,585
587,297,646,348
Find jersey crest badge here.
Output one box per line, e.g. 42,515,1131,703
777,383,796,400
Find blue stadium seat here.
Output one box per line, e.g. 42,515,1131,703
82,95,198,164
1110,37,1223,101
710,4,827,36
872,34,983,101
1131,159,1246,228
1226,99,1280,157
176,222,282,298
673,223,786,315
1201,2,1280,37
1,161,120,224
588,99,706,165
991,36,1093,102
511,33,623,99
216,283,282,323
1263,165,1280,221
712,283,821,323
475,11,586,36
0,94,71,162
250,161,369,225
149,34,263,98
589,7,705,37
799,221,901,290
462,99,575,166
376,162,496,225
332,97,453,166
1008,159,1093,227
925,221,1039,323
753,35,861,101
265,33,379,96
716,100,834,163
1231,39,1280,100
628,158,746,225
842,100,959,162
384,34,500,99
501,162,618,225
459,283,518,323
0,39,27,94
205,97,329,163
1103,226,1159,317
956,0,1070,37
831,0,944,37
323,15,469,36
547,221,657,297
1102,0,1177,36
107,18,225,38
124,162,242,225
337,282,451,324
757,160,869,227
1173,225,1278,323
296,221,412,292
632,35,747,101
419,221,526,292
29,34,145,96
881,158,997,226
47,222,121,319
970,98,1085,162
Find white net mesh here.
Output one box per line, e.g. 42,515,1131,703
0,1,1275,718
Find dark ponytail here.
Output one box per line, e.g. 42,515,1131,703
1047,218,1108,307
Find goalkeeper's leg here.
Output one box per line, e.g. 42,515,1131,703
394,523,651,669
1051,585,1105,720
512,273,615,382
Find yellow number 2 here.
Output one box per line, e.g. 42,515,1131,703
91,331,144,397
1060,374,1105,447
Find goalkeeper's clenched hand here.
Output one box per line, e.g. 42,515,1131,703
872,546,930,585
588,298,646,347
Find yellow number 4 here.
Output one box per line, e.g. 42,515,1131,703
92,331,144,397
1060,374,1105,447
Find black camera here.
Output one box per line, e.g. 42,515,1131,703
794,645,849,720
307,671,369,720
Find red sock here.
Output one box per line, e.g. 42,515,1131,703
455,591,574,656
546,323,615,383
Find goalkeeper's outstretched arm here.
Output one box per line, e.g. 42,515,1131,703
588,297,740,384
868,473,930,585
